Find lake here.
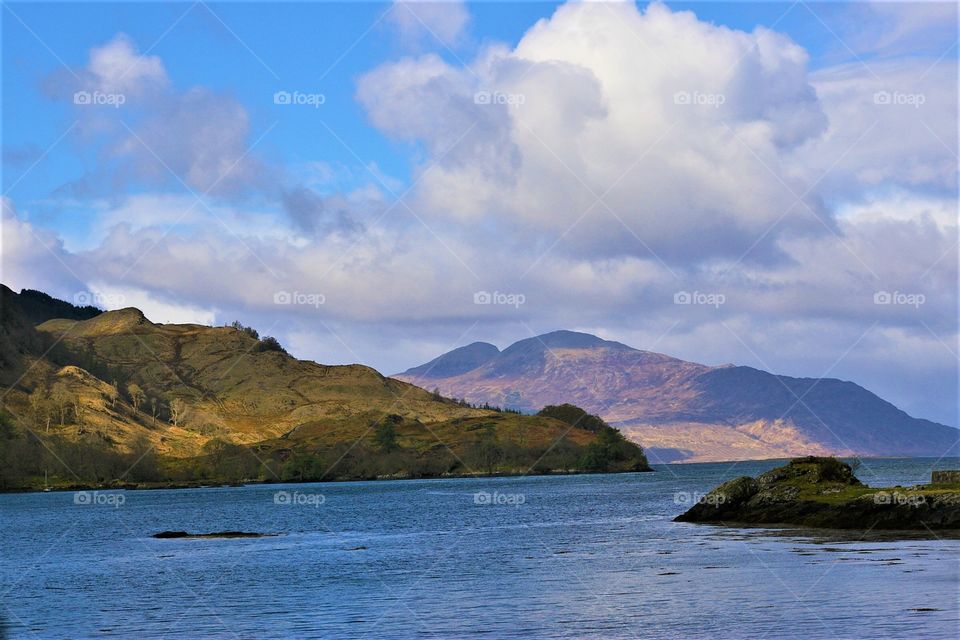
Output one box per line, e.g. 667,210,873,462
1,458,958,638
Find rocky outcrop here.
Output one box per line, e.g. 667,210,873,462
675,457,960,531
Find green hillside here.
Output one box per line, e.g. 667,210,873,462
0,286,649,490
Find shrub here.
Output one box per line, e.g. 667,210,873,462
537,403,608,432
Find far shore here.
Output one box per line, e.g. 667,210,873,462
0,466,656,495
6,455,958,495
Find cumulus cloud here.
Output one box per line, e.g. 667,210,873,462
5,3,957,425
0,197,86,295
790,58,957,198
387,0,470,48
106,86,271,196
360,1,830,264
84,33,169,96
47,34,270,199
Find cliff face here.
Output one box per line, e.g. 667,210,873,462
395,331,960,462
674,457,960,530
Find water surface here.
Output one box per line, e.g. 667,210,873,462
2,458,958,638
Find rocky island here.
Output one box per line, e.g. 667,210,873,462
675,457,960,531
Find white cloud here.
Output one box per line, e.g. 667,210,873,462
87,281,216,325
85,33,169,96
49,35,270,199
792,58,957,198
360,1,830,264
388,0,470,48
0,197,85,295
6,3,957,426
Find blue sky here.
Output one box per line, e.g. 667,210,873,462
2,1,958,424
4,1,913,220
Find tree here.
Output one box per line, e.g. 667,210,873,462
149,397,158,427
374,422,399,453
537,404,608,432
51,381,73,427
468,429,503,475
126,434,159,482
230,320,259,340
579,426,648,472
127,383,145,413
256,336,287,354
106,381,119,409
73,394,87,435
29,388,53,432
169,398,187,428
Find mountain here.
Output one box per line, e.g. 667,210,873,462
0,288,648,490
403,342,501,379
394,330,960,463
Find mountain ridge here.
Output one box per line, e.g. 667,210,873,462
394,331,959,462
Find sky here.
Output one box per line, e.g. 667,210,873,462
1,1,957,425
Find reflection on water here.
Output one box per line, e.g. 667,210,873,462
1,458,958,639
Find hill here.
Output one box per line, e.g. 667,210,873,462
394,330,960,463
0,288,649,490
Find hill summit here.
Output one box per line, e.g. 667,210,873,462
395,331,959,463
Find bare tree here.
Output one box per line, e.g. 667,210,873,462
169,398,187,428
149,397,158,427
29,388,53,432
107,381,119,409
127,383,145,413
74,394,87,435
51,382,73,427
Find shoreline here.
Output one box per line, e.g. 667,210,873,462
0,466,655,495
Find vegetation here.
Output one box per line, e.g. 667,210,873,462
231,321,287,354
15,288,103,325
676,457,960,531
0,406,651,490
0,289,653,491
537,403,608,432
256,336,287,354
538,404,649,471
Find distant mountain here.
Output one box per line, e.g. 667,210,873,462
404,342,501,379
395,330,960,463
0,287,647,490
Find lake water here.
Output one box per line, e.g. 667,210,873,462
2,458,958,639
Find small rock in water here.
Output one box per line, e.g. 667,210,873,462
152,530,275,539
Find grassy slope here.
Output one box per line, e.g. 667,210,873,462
32,309,491,456
2,302,649,489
